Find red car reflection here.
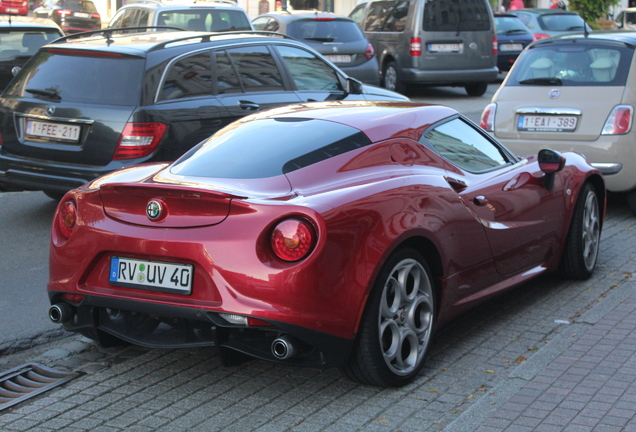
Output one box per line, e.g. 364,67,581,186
47,101,604,387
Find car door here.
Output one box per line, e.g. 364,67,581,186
422,116,566,276
150,50,229,160
212,45,302,124
274,44,365,102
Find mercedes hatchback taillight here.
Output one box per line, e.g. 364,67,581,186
480,103,497,132
113,122,168,160
271,218,316,262
58,200,77,239
410,37,422,56
365,43,375,60
492,36,498,55
602,105,633,135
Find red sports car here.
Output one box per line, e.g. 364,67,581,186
48,101,604,387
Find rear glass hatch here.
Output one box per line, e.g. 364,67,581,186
1,47,145,167
286,18,371,67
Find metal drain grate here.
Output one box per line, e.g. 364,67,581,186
0,363,82,411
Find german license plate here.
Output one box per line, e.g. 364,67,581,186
26,120,81,142
429,43,461,52
500,43,523,52
74,12,90,17
326,55,352,63
109,257,193,294
517,115,578,132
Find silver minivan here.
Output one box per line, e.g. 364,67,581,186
349,0,498,96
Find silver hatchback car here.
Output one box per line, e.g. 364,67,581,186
480,31,636,215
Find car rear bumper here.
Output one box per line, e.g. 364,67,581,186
48,292,354,368
401,66,499,85
497,135,636,193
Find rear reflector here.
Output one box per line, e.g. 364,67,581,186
113,122,168,160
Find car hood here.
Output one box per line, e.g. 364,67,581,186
361,84,409,101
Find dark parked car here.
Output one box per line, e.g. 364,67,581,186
0,30,407,198
494,13,534,71
47,101,604,387
33,0,101,34
0,15,63,90
252,11,379,85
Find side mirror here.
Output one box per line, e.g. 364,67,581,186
538,148,565,189
346,77,363,95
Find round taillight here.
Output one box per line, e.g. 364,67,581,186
58,201,77,239
271,219,315,262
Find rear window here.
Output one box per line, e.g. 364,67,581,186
0,30,62,58
287,19,364,42
507,42,633,87
171,118,371,179
157,10,251,31
423,0,491,32
494,16,529,35
57,0,97,13
537,13,585,32
4,51,144,105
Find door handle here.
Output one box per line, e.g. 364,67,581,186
238,101,260,111
473,195,488,206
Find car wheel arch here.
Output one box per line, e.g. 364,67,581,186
352,233,444,335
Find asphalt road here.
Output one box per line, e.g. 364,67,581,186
0,78,502,355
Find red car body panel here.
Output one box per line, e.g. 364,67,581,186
47,101,604,368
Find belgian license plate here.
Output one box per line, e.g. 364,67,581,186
326,55,352,63
429,43,461,52
517,115,578,132
26,120,81,142
109,257,193,294
74,12,90,17
500,43,523,52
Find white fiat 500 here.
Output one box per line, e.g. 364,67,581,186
481,31,636,215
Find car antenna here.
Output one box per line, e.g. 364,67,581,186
581,4,589,37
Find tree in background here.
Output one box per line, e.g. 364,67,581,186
569,0,620,22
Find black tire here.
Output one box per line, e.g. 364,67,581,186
43,190,65,201
342,248,435,387
627,189,636,217
464,82,488,97
561,183,601,279
382,61,405,95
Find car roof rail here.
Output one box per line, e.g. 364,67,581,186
50,26,186,44
148,30,295,51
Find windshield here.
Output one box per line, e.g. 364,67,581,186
157,10,251,31
287,19,364,42
4,51,144,105
171,118,371,179
0,30,61,59
507,42,633,87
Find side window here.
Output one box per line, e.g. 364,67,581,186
348,3,366,27
252,17,279,31
121,9,137,27
276,45,342,91
422,118,509,172
159,52,213,101
364,1,395,32
383,1,409,32
226,46,284,92
214,50,242,94
137,10,150,27
109,11,124,28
